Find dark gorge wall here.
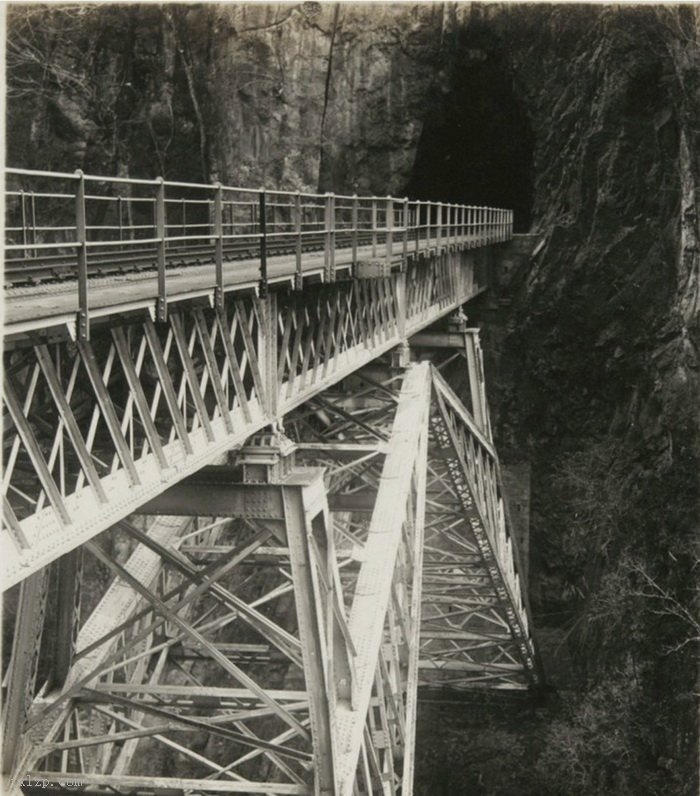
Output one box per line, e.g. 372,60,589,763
7,3,449,190
7,3,699,793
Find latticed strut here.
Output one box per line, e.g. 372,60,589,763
2,167,534,795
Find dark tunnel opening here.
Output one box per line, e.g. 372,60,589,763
406,52,535,233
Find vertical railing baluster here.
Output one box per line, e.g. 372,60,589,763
415,201,421,256
118,196,123,242
75,170,89,340
324,192,335,282
402,197,408,268
330,193,336,275
20,189,28,257
437,202,443,251
30,191,37,259
259,188,268,298
351,194,359,269
155,177,167,322
214,182,224,311
385,196,393,269
295,191,303,290
426,202,431,251
371,198,378,258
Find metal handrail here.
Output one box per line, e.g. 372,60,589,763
4,167,514,338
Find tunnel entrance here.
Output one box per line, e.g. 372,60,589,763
406,51,534,232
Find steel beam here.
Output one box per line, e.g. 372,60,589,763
334,363,431,794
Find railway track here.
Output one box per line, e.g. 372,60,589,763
4,233,378,288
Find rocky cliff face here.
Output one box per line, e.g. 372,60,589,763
7,3,450,192
7,3,699,793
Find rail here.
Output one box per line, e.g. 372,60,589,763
5,168,513,332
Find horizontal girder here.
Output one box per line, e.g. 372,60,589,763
2,245,487,588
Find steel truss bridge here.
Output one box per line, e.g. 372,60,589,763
2,169,538,795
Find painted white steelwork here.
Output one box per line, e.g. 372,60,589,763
2,167,536,795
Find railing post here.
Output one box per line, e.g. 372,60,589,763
371,198,378,257
155,177,167,322
75,169,89,340
295,191,303,290
118,196,124,241
324,192,335,282
385,196,394,269
426,202,431,251
214,182,224,311
415,200,421,257
20,189,28,256
30,192,37,258
460,204,465,246
259,188,268,298
437,202,443,251
402,197,408,269
351,194,359,270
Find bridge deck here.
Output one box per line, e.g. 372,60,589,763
4,236,485,335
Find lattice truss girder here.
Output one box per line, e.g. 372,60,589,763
3,362,432,796
418,347,537,691
2,248,473,589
